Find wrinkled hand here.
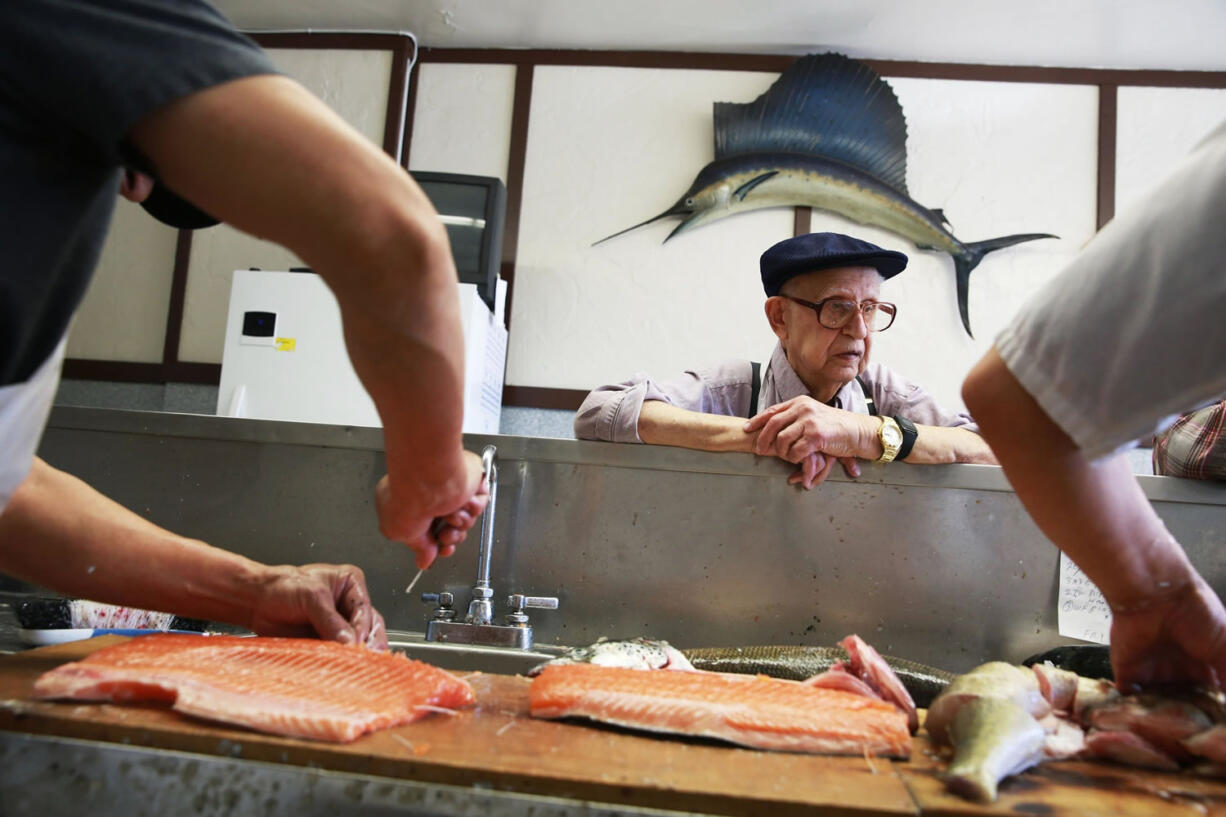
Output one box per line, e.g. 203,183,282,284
376,449,489,570
248,563,388,650
1109,572,1226,692
786,452,861,490
745,396,865,488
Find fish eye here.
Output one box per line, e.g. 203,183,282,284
684,197,694,207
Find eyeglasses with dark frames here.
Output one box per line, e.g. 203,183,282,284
781,295,898,332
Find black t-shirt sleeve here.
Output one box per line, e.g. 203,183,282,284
0,0,281,385
0,0,279,165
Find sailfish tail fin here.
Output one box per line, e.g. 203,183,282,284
954,233,1058,338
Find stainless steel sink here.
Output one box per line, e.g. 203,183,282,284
386,630,570,676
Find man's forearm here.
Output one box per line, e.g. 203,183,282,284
903,425,999,465
963,348,1195,608
0,459,274,629
127,76,472,518
638,401,754,452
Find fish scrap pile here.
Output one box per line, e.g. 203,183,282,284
927,658,1226,802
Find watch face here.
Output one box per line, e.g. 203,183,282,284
884,424,903,446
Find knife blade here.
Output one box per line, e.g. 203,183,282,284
404,566,427,596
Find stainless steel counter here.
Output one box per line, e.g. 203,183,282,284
14,406,1226,674
0,731,699,817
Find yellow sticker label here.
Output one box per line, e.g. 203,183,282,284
275,337,296,352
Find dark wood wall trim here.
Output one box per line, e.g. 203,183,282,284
402,59,421,166
500,64,535,335
418,48,1226,88
503,386,590,411
383,38,416,165
1096,85,1119,231
792,207,811,237
62,360,221,385
160,229,194,368
251,32,417,54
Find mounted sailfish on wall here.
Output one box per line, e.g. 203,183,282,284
593,53,1056,338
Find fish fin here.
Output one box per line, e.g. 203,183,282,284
931,208,954,230
954,256,975,339
664,212,706,242
953,233,1059,338
732,171,778,201
713,52,909,195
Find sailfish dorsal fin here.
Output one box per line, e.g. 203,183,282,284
712,52,910,195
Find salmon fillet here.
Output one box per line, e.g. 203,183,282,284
31,634,474,743
529,663,911,757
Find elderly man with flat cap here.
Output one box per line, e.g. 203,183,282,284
574,232,997,487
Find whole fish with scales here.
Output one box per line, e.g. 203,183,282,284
527,637,954,708
595,52,1056,337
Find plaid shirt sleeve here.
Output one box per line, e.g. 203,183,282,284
1152,401,1226,480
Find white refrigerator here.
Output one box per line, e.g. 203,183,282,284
216,269,507,433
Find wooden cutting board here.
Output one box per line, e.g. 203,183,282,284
1,637,1224,816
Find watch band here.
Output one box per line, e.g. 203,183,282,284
895,416,918,461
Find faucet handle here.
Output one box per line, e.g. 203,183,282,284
506,593,559,626
422,591,457,622
508,594,558,610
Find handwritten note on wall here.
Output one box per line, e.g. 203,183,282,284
1058,552,1112,644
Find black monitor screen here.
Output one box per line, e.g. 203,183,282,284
410,171,506,312
416,180,487,276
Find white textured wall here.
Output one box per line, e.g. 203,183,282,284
1116,87,1226,213
509,67,1097,414
67,199,178,362
512,66,791,389
864,78,1097,413
408,63,516,179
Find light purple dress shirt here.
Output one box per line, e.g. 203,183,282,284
574,341,978,443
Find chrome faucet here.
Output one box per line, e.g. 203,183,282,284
422,444,557,649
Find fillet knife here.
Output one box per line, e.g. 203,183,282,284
405,450,491,595
404,517,448,595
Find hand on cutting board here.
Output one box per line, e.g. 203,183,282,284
377,449,490,570
247,563,388,650
1109,570,1226,692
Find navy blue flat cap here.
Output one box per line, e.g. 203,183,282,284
760,232,908,296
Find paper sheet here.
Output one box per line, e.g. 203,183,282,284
1057,551,1112,644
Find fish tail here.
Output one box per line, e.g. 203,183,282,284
954,233,1057,337
944,762,1000,804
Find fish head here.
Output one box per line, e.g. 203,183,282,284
525,638,692,676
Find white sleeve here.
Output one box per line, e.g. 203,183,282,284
0,339,65,513
996,120,1226,460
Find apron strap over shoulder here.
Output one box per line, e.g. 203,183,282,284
748,361,762,419
856,375,878,416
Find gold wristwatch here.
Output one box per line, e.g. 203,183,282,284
876,416,904,463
